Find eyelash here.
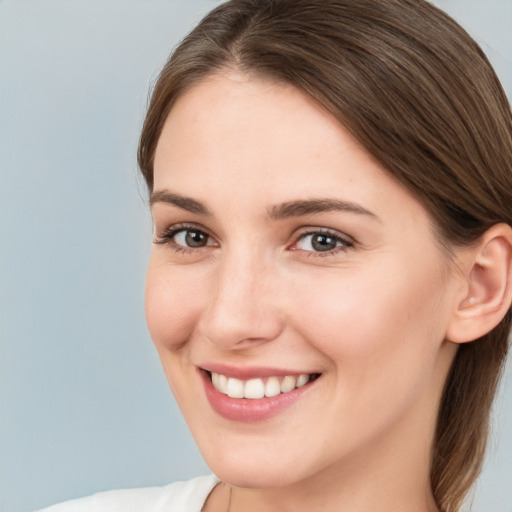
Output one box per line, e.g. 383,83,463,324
153,223,215,255
153,224,354,257
292,228,354,257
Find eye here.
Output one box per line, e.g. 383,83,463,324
153,224,218,250
174,229,212,248
293,230,353,254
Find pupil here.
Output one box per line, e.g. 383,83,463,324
312,234,336,251
185,230,207,247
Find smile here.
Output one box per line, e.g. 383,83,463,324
210,372,313,399
201,366,321,422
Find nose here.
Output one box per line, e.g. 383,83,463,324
198,249,285,350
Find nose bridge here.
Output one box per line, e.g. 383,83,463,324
200,244,283,349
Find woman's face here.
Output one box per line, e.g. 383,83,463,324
146,73,461,489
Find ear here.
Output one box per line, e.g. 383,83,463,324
446,223,512,344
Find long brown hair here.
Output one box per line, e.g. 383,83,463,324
138,1,512,510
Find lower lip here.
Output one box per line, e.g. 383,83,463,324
200,370,315,423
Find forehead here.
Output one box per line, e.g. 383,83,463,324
153,72,431,230
156,73,371,185
156,72,350,167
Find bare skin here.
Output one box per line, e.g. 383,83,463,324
147,72,475,512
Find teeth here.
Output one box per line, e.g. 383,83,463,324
218,374,227,394
244,378,265,399
297,373,309,387
211,372,312,399
212,372,219,388
280,375,296,393
265,377,281,397
212,371,228,393
226,377,244,398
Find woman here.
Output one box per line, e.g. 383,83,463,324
39,0,512,511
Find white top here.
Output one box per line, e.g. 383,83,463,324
35,475,219,512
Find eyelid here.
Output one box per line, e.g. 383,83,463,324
153,222,219,248
288,227,355,255
153,223,354,257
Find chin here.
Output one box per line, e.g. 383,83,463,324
196,433,327,490
210,461,304,489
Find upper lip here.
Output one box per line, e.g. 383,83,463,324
199,363,318,380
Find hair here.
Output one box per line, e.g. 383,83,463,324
137,1,512,510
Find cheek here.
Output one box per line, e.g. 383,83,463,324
291,265,449,444
144,260,204,351
290,260,448,385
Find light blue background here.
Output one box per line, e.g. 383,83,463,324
1,1,511,511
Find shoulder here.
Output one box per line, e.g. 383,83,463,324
35,475,220,512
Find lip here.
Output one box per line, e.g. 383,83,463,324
199,365,319,423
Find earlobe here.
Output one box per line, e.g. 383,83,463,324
447,223,512,344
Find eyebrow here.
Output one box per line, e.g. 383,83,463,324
150,190,379,221
149,190,211,216
267,198,379,221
